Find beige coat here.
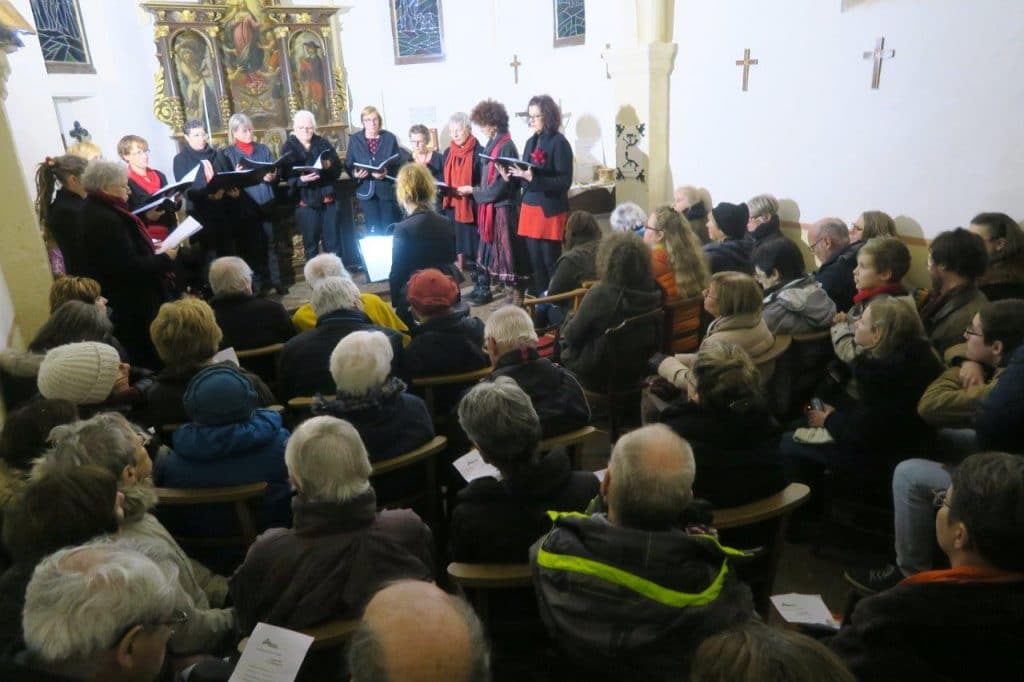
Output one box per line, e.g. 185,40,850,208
658,313,776,388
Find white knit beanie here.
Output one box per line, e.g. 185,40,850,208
37,342,122,405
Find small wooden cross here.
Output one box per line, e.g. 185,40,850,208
509,54,522,84
735,48,758,92
863,37,895,89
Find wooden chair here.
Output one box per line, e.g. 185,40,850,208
447,562,533,627
410,366,492,428
299,618,361,652
538,425,599,470
372,435,447,531
154,481,268,550
712,483,811,618
235,342,285,389
522,287,590,318
583,308,665,442
662,295,704,354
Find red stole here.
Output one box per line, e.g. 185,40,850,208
477,133,512,243
128,167,161,196
852,283,907,304
443,136,478,224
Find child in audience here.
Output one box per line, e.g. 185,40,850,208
754,237,836,335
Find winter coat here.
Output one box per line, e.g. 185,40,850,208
140,361,276,429
388,210,458,316
345,129,401,201
919,285,988,355
978,256,1024,301
0,349,42,413
229,490,433,633
450,450,599,562
46,188,87,276
762,275,836,336
548,240,599,297
277,308,405,401
975,343,1024,454
829,571,1024,682
291,294,410,340
703,238,754,275
561,281,664,392
658,402,785,508
520,130,574,218
651,246,679,301
405,305,488,378
280,133,342,207
218,143,276,211
814,242,859,313
658,313,777,389
490,346,591,438
917,365,1003,430
211,293,295,352
531,513,754,681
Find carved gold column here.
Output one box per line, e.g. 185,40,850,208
153,24,185,132
203,24,232,128
320,25,346,124
274,26,299,121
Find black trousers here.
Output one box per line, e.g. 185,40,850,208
525,237,562,295
359,196,402,234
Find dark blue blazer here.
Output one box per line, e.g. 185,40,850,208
346,129,401,201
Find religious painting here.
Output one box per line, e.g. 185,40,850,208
29,0,94,74
172,30,222,131
389,0,445,65
290,31,329,123
220,0,287,125
553,0,585,47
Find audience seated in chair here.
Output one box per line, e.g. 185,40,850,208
754,237,836,336
141,297,275,429
540,210,602,327
485,305,589,438
975,338,1024,454
0,466,121,657
969,212,1024,301
291,253,409,339
0,542,180,682
829,236,916,363
31,299,127,361
153,364,292,571
745,193,785,248
404,268,488,378
646,205,709,304
229,416,433,633
561,231,664,392
657,342,785,508
531,424,753,681
808,218,858,313
35,413,234,654
672,185,713,245
919,228,990,354
347,580,490,682
692,621,855,682
849,210,897,244
37,342,146,418
207,257,294,351
704,201,754,275
450,378,598,562
830,452,1024,682
279,277,405,401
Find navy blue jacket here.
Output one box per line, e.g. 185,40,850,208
815,242,859,313
345,129,401,201
521,130,573,217
975,343,1024,454
704,238,754,275
281,133,342,208
219,143,277,211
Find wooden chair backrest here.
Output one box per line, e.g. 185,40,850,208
523,287,590,315
599,308,665,441
299,618,361,652
538,425,598,469
447,562,533,589
235,343,286,360
371,436,447,531
662,295,704,354
410,366,492,427
155,482,268,549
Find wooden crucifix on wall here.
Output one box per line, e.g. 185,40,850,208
863,37,895,89
509,54,522,84
735,48,758,92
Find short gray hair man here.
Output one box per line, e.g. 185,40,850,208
330,330,392,396
311,276,363,317
82,160,128,194
304,253,351,287
807,217,850,264
22,541,179,681
457,376,541,475
284,415,372,504
348,580,490,682
483,305,538,363
602,424,695,531
208,256,253,297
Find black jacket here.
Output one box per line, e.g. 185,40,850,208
829,575,1024,682
975,343,1024,453
472,135,519,208
490,346,590,438
521,130,574,217
548,240,599,297
127,168,180,231
388,210,458,313
281,133,342,208
815,242,859,312
47,189,86,275
210,293,295,351
450,450,599,562
658,402,784,508
277,308,405,401
139,361,276,429
704,238,754,275
173,144,233,249
218,143,276,212
345,129,401,201
405,305,488,378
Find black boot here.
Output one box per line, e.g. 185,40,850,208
465,267,492,305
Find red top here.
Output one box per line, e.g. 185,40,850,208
128,167,161,195
234,140,255,157
518,203,567,241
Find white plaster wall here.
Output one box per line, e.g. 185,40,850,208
670,0,1024,237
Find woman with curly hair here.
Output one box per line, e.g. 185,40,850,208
644,205,709,303
34,154,88,275
561,231,663,391
507,94,573,296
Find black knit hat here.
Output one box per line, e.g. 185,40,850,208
712,202,750,240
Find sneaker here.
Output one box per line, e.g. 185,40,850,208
844,564,904,594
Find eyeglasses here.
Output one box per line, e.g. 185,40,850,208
932,489,950,510
644,225,663,232
963,327,983,338
112,609,189,648
809,238,824,251
527,114,543,120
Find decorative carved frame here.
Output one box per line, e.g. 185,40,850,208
141,0,350,152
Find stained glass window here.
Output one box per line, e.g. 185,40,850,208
554,0,585,47
29,0,94,73
389,0,445,65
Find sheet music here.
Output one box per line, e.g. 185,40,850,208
453,450,502,482
770,593,840,629
156,216,202,254
229,623,314,682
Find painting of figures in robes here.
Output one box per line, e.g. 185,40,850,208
219,0,287,124
172,31,222,131
291,32,329,123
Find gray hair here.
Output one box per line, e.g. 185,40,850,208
312,276,362,317
747,193,779,219
23,541,178,664
228,112,254,139
610,202,647,232
208,256,252,297
330,331,392,396
35,412,138,479
608,424,695,530
818,218,850,246
483,305,537,354
81,160,127,193
448,112,471,130
457,377,541,471
304,253,350,286
285,416,372,503
293,109,316,131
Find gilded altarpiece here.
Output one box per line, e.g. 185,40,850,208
142,0,350,154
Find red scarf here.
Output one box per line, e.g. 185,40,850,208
128,167,161,195
234,140,255,157
88,190,158,253
477,133,512,243
902,564,1024,586
443,136,478,224
852,282,907,304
